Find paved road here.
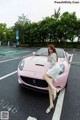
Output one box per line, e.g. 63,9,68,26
0,46,80,120
0,47,53,120
60,50,80,120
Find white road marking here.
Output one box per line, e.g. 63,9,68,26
0,71,17,81
0,54,32,64
52,89,65,120
2,51,16,53
52,54,73,120
0,58,19,63
0,50,29,54
0,50,29,57
70,61,80,65
27,116,37,120
6,50,29,55
69,54,73,63
69,54,80,65
0,54,37,119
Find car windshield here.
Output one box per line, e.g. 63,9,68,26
35,48,65,58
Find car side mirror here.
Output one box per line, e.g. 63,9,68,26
32,52,36,56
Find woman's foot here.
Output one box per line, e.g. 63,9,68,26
46,105,54,114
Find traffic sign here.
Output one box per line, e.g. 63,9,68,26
16,29,19,45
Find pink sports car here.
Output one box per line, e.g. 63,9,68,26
17,48,72,92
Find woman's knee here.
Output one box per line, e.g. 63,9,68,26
43,74,49,79
43,74,46,79
43,74,47,79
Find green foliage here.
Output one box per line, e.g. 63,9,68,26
0,23,8,45
51,7,61,19
0,10,80,48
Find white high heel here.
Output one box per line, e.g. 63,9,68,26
46,107,53,113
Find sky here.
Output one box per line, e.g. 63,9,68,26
0,0,80,27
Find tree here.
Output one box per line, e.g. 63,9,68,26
36,17,58,44
51,7,61,19
25,22,39,46
0,23,7,45
14,14,30,44
6,27,15,44
75,19,80,42
57,12,77,45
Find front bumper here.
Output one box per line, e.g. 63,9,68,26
18,69,48,91
18,64,69,92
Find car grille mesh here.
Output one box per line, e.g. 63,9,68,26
20,76,48,88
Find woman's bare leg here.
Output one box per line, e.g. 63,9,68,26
48,86,54,108
43,74,57,100
46,86,54,113
43,74,56,90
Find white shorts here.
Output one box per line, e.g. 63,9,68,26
46,64,61,82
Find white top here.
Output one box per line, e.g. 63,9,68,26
47,53,57,69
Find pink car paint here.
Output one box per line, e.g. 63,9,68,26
18,50,72,92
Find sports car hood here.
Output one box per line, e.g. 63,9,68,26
23,56,65,73
23,56,49,73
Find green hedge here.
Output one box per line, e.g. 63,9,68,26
17,44,29,47
17,42,80,49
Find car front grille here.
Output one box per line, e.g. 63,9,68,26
20,76,48,88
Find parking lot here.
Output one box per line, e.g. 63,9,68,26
0,46,80,120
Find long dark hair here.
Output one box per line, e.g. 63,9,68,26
48,44,58,61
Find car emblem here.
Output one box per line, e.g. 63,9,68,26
33,79,36,84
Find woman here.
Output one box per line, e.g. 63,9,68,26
43,44,62,113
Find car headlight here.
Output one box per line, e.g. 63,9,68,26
59,64,65,74
19,60,25,71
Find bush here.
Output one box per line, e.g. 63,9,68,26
16,42,80,49
17,44,29,47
